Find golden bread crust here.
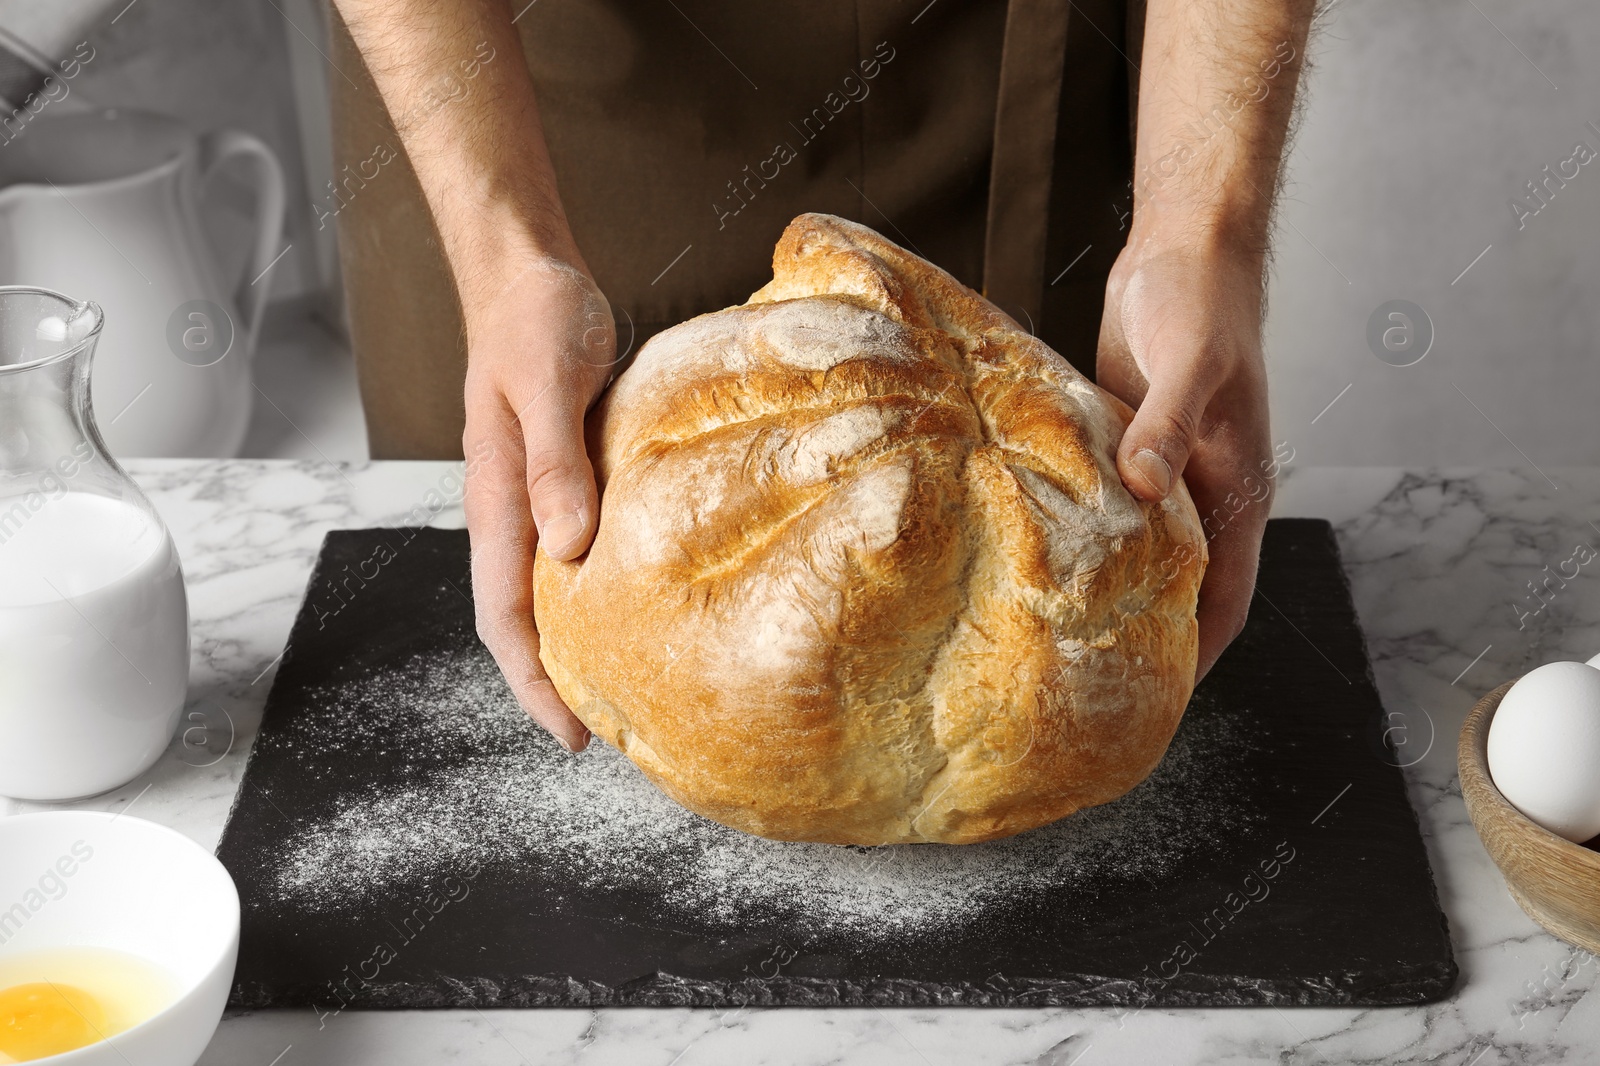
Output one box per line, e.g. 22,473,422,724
533,213,1207,845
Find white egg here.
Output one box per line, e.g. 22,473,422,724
1487,660,1600,843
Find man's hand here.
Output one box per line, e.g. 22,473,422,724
462,260,616,752
332,0,611,748
1105,0,1314,681
1097,237,1271,683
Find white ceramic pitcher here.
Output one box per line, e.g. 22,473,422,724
0,108,286,457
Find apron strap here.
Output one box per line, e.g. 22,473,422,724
982,0,1071,333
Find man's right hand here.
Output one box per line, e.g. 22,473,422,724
331,0,615,750
461,258,617,753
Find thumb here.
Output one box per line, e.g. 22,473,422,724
519,383,601,562
1116,362,1214,503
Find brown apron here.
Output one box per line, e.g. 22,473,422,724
329,0,1142,460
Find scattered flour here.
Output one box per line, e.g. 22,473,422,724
264,646,1255,937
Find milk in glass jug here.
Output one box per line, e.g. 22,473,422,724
0,287,188,800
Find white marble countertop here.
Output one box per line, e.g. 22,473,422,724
6,459,1598,1066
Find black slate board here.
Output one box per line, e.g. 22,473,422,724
217,520,1456,1010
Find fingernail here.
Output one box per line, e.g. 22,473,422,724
1130,449,1172,497
555,729,590,754
539,509,587,559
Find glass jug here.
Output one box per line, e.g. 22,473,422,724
0,287,189,800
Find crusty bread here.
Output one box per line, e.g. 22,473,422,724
533,213,1206,845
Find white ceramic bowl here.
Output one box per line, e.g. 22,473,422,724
0,812,238,1065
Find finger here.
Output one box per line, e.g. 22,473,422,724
1116,354,1219,503
1184,452,1270,683
1193,517,1262,682
512,377,602,563
464,393,591,751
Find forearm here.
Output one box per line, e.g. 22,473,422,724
1131,0,1315,270
1099,1,1311,678
331,0,582,317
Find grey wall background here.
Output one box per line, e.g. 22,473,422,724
30,0,1595,468
1269,0,1600,468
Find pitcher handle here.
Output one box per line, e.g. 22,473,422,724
197,129,287,358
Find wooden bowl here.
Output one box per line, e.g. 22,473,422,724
1459,679,1600,954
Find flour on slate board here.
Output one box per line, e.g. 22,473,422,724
269,646,1256,936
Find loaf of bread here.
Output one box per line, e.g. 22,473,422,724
533,213,1206,845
